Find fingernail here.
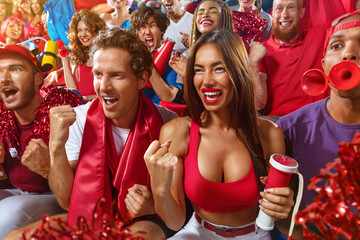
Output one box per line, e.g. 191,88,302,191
260,176,265,180
259,205,264,210
266,188,274,193
161,140,172,147
259,192,264,197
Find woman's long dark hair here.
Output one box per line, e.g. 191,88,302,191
185,29,268,190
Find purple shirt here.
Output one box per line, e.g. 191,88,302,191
277,98,360,208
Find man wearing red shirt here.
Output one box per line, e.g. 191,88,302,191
251,0,351,119
0,45,81,239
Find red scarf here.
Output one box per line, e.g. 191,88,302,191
67,95,163,225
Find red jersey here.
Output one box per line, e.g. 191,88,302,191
259,27,330,116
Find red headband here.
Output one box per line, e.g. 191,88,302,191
323,10,360,55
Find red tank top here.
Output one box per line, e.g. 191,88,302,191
184,121,259,212
77,64,95,96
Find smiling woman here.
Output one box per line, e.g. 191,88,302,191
144,29,295,240
189,0,233,47
0,13,28,45
58,9,106,102
27,0,46,41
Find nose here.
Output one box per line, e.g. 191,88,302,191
202,71,215,86
203,9,210,18
281,8,289,18
144,25,151,34
99,75,113,91
0,69,10,83
343,43,360,61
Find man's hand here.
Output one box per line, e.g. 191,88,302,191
21,139,50,179
125,184,156,218
49,105,76,150
249,41,268,64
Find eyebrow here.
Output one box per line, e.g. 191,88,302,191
8,64,25,68
198,6,219,11
194,61,223,68
328,33,345,42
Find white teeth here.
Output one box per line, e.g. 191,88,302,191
103,97,117,100
280,22,291,26
204,91,220,96
204,91,221,101
202,20,212,25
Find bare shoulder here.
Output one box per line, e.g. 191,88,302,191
160,116,192,158
100,12,111,20
258,117,285,159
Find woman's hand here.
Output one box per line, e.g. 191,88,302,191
259,177,295,220
169,51,187,79
144,140,178,196
44,69,63,87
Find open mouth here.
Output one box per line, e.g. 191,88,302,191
102,96,119,106
242,0,250,3
202,89,222,104
200,19,214,26
2,87,18,101
165,2,173,8
80,38,91,43
145,37,154,46
279,21,292,27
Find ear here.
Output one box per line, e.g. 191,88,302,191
300,7,306,19
137,71,149,90
34,72,43,88
321,58,325,70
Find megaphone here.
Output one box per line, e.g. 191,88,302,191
147,38,175,89
39,40,58,72
301,61,360,96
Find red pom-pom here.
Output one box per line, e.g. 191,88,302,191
295,132,360,239
232,10,267,44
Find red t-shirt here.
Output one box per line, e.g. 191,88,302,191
258,26,330,116
2,122,50,192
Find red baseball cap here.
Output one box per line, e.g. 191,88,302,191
0,44,41,72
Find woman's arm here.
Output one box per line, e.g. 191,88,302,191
61,56,79,90
258,118,294,220
144,118,189,231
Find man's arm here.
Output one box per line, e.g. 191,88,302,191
249,42,268,110
48,105,78,210
149,68,179,102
